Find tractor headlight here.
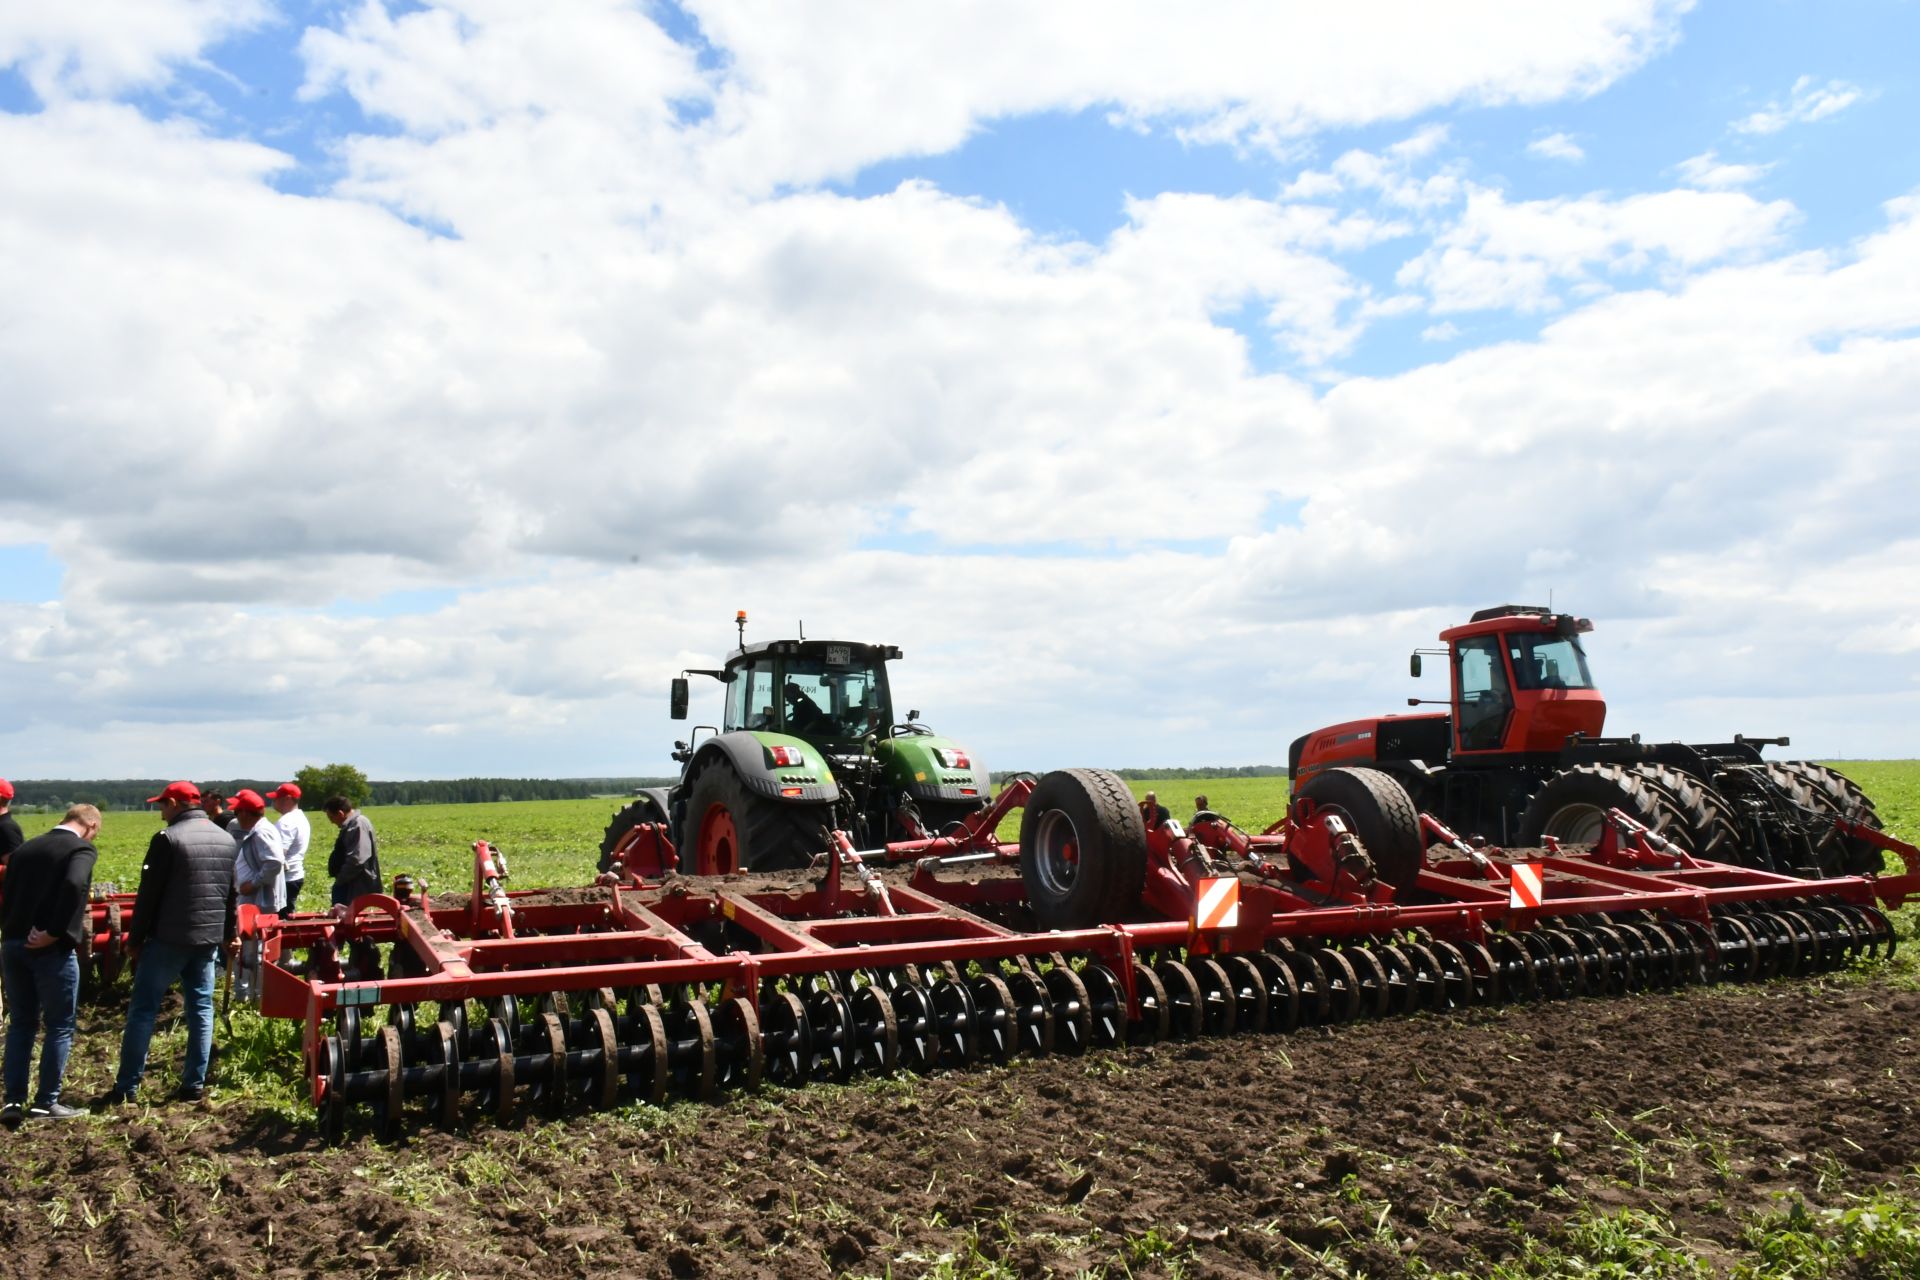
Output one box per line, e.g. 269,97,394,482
933,748,972,770
767,745,807,768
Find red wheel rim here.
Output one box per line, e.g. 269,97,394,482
696,803,740,874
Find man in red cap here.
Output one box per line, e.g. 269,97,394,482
267,783,309,914
0,779,21,866
228,790,284,1002
101,782,236,1106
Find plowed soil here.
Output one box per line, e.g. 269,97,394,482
1,972,1914,1278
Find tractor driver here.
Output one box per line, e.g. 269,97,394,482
783,682,829,734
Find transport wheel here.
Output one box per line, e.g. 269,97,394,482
1517,763,1695,852
682,765,825,874
1018,769,1148,931
1293,767,1424,890
1779,762,1888,876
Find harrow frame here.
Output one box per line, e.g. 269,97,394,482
232,771,1920,1140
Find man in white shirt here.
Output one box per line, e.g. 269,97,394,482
267,783,310,914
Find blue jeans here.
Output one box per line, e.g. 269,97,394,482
116,940,218,1096
2,939,80,1107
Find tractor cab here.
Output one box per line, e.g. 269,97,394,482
716,639,901,757
1432,606,1606,756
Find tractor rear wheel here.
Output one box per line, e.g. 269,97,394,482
598,795,670,873
1639,764,1743,863
1294,767,1424,890
1019,769,1147,930
1518,764,1694,853
1777,762,1887,876
683,765,826,874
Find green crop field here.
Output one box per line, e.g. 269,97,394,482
25,762,1919,895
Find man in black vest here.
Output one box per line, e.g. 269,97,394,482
102,781,237,1106
0,803,101,1126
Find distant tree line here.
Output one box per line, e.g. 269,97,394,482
3,774,677,812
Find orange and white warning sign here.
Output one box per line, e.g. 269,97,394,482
1195,877,1240,929
1509,863,1544,910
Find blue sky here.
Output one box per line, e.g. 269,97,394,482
0,1,1916,776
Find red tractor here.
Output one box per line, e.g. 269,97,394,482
1288,605,1885,881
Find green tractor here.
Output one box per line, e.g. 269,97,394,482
599,618,993,874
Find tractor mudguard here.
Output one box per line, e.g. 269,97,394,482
876,735,990,805
688,731,841,804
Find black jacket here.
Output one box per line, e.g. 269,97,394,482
129,809,237,949
327,811,382,904
0,813,23,864
0,827,97,949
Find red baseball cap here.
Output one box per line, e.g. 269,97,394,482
266,782,302,800
146,781,202,805
0,778,12,801
230,788,267,814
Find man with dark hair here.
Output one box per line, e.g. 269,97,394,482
102,781,236,1106
324,796,381,906
203,789,238,834
0,779,23,865
1,803,101,1125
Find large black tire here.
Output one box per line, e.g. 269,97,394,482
1019,769,1147,930
1294,767,1424,890
683,765,827,874
1518,764,1695,854
598,794,670,873
1639,763,1743,863
1777,761,1886,876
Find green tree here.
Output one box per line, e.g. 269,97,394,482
295,763,372,810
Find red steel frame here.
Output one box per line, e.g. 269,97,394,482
242,784,1920,1109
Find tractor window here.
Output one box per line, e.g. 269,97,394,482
729,663,777,731
1454,636,1514,752
1506,634,1595,691
780,656,886,740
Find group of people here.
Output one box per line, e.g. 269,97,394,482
0,777,383,1124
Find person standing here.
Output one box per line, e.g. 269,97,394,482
267,783,309,913
0,804,101,1125
324,796,382,905
104,781,236,1106
0,779,24,865
228,790,284,1002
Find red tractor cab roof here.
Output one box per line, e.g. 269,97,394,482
1439,604,1594,645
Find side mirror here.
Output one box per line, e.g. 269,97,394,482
1409,653,1422,678
907,709,920,722
670,677,689,720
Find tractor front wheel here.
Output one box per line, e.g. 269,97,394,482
1019,769,1147,930
1777,761,1887,876
682,766,826,874
598,794,670,873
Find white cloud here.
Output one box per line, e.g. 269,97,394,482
0,0,267,99
1527,131,1586,162
5,0,1920,775
1421,322,1461,342
1733,75,1864,135
1399,185,1798,312
1676,150,1773,189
